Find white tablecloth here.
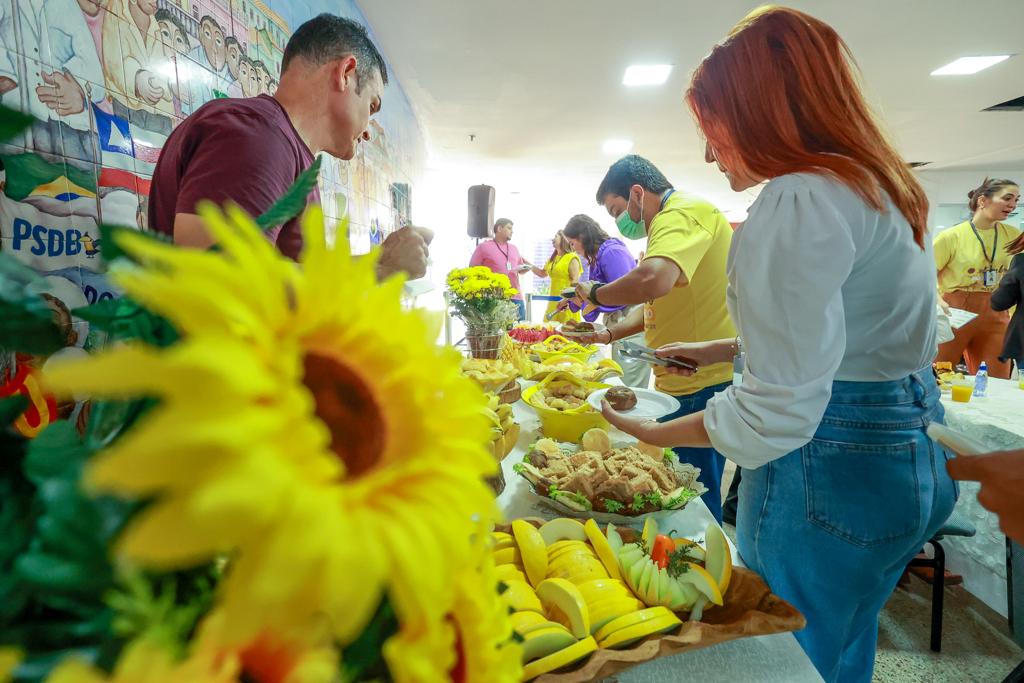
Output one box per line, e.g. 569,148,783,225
940,376,1024,618
496,385,823,682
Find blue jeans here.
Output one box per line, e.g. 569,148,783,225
661,381,731,523
514,299,527,321
737,368,958,683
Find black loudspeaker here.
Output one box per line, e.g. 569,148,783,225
468,184,495,238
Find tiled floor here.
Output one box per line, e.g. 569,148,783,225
719,464,1023,682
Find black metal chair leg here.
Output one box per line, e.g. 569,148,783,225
931,540,945,652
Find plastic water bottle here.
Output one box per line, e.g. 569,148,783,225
973,362,988,397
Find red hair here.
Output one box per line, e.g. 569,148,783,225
686,6,928,248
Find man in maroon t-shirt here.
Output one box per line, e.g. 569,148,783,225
149,14,428,278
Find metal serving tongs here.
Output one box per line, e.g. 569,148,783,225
619,341,698,372
546,287,583,322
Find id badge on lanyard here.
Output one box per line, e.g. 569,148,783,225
983,267,997,288
506,260,512,271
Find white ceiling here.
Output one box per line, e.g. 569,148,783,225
360,0,1024,215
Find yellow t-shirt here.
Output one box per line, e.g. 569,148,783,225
643,192,736,396
935,221,1022,294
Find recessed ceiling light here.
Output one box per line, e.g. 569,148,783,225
623,64,672,86
931,55,1011,75
602,139,634,155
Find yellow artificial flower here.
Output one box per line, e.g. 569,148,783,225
44,204,503,674
44,638,238,683
0,648,21,683
447,528,522,683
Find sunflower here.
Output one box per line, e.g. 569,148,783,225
43,204,503,671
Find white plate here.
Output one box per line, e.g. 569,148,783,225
587,387,680,419
559,323,607,338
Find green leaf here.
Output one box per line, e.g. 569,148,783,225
0,104,34,141
72,297,176,347
255,155,322,231
341,593,397,683
98,223,172,266
0,395,29,427
0,253,66,355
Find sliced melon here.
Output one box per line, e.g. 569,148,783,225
593,606,678,644
492,547,523,566
576,578,630,605
521,636,597,680
510,610,553,636
637,560,658,605
641,517,659,549
501,580,542,613
675,562,724,606
536,578,591,639
495,564,527,584
703,523,733,595
539,518,588,545
520,625,577,663
584,518,622,581
626,555,646,594
597,613,682,649
547,540,590,556
588,597,646,633
513,519,549,588
617,543,645,569
606,523,623,554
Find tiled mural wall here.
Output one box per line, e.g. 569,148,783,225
0,0,426,340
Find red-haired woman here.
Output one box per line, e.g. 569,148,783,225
601,7,956,681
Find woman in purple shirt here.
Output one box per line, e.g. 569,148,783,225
560,215,651,388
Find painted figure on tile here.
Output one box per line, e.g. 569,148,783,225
190,15,233,102
0,0,105,168
77,0,109,58
256,60,274,95
238,55,259,98
155,8,191,115
101,0,175,136
225,35,243,81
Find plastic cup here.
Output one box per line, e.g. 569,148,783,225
951,382,973,403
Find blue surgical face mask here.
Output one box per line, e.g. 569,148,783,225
615,189,646,240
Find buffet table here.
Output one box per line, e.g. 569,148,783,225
496,385,824,682
940,376,1024,618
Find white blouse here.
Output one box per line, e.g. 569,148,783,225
704,173,938,468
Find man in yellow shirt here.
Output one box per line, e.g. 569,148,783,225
575,155,735,521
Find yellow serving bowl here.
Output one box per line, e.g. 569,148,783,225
521,371,610,442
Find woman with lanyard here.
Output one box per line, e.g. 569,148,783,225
529,230,582,324
558,215,650,389
935,178,1021,378
600,7,956,682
